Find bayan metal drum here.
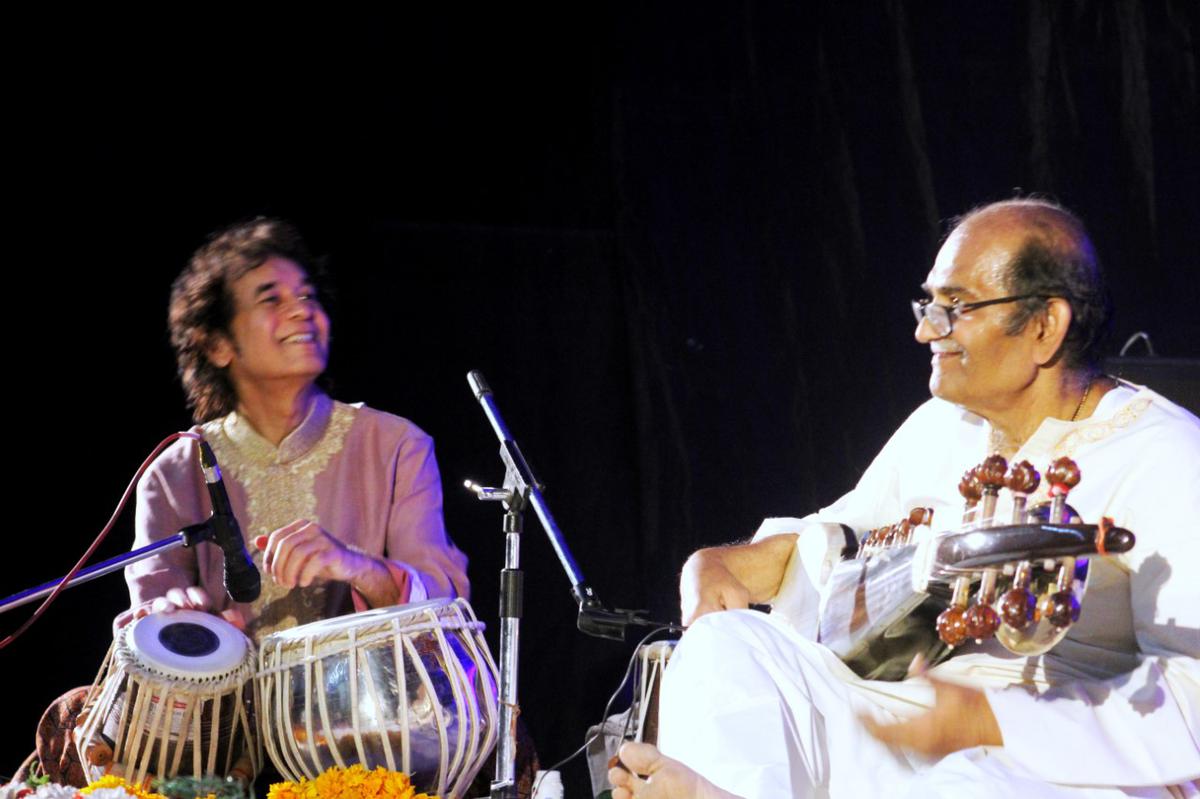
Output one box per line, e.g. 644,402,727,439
257,598,498,798
74,609,259,786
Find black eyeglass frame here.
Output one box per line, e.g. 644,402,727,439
911,293,1050,337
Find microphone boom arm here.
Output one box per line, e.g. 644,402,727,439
0,522,214,614
467,370,661,635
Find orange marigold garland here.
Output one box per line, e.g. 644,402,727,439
267,766,436,799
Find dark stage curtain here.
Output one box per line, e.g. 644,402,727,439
5,3,1196,796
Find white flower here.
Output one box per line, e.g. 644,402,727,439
30,785,81,799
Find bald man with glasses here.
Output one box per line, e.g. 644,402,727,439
611,200,1200,799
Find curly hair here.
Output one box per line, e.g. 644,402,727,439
169,218,326,422
955,199,1111,373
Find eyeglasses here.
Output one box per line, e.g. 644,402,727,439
911,294,1047,337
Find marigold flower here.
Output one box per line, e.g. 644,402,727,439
265,766,433,799
80,775,167,799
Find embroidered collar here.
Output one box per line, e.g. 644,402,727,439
219,392,334,465
984,383,1150,459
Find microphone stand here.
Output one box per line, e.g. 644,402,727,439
0,521,217,614
464,371,679,799
3,441,256,615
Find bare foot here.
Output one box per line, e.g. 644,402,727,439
608,742,742,799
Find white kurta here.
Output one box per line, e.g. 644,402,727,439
659,384,1200,798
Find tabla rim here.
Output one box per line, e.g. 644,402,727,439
260,597,456,644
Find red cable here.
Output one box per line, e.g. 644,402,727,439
0,431,204,651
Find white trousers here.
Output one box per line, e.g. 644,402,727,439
656,610,1188,799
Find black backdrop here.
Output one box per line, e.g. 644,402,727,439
5,3,1198,796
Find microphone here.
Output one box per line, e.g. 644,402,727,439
467,370,491,400
198,440,261,602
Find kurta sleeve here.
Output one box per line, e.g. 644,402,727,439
122,438,209,620
381,429,470,602
986,442,1200,787
754,398,969,549
751,401,935,633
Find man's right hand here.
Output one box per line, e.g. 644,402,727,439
679,533,798,626
149,586,215,615
115,586,246,634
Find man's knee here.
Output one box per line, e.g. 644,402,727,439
675,609,769,661
666,610,800,698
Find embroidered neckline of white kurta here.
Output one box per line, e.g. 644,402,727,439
984,385,1153,505
201,393,357,619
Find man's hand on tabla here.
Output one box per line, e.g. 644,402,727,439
121,586,246,631
256,519,369,589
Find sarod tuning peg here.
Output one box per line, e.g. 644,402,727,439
965,570,1001,642
998,561,1036,631
936,576,972,648
1005,461,1040,524
1038,560,1081,629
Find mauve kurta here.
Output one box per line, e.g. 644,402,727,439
123,393,469,642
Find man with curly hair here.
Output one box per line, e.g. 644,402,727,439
118,217,468,640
